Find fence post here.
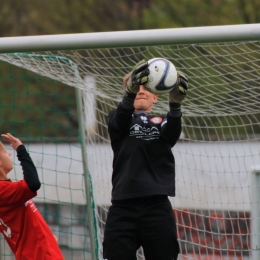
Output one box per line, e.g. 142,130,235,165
251,165,260,260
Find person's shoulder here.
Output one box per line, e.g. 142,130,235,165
108,109,117,117
0,180,15,194
0,179,23,186
107,109,117,125
0,180,12,185
108,108,117,114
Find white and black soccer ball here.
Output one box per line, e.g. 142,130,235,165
144,58,178,94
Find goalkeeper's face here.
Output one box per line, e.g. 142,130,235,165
134,85,158,112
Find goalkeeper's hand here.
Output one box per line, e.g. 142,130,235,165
125,59,149,94
168,71,188,103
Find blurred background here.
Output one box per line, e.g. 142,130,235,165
1,0,260,137
0,0,260,37
0,1,260,260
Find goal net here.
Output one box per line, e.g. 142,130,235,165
0,28,260,260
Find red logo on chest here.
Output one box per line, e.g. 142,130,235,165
149,117,162,124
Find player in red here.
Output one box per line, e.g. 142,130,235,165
0,133,64,260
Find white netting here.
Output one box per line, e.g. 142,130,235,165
0,41,260,260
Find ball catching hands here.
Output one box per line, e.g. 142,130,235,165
126,59,150,94
1,133,23,150
168,72,188,103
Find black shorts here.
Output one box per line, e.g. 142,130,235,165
103,195,179,260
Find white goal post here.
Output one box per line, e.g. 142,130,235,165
0,23,260,260
0,24,259,53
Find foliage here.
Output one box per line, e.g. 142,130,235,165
0,0,260,37
0,0,260,140
0,63,79,141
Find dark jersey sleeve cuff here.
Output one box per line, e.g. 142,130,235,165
121,92,136,110
169,101,182,118
17,144,26,153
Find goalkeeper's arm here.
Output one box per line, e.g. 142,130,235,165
121,73,137,109
160,72,188,146
121,60,149,109
168,72,188,116
108,60,150,135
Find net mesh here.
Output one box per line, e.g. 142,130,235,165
0,41,260,260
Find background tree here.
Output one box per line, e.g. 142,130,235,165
1,0,259,37
0,0,259,140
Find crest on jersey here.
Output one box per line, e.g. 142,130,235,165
140,116,148,123
150,117,162,124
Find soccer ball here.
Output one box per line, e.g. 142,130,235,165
144,58,178,94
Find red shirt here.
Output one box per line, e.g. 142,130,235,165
0,180,64,260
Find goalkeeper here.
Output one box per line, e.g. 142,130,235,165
0,133,64,260
103,60,188,260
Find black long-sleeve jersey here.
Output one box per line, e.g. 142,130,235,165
108,102,182,201
17,145,41,192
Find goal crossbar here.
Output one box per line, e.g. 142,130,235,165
1,23,260,260
0,23,260,53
